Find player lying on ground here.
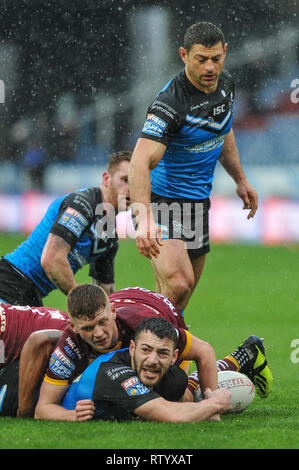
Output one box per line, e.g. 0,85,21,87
1,284,216,417
3,284,214,417
36,317,233,422
0,320,272,419
32,284,221,421
0,285,273,417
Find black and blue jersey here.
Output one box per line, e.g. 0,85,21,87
4,187,118,296
62,348,187,421
140,70,234,200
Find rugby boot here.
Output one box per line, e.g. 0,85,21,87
231,335,273,398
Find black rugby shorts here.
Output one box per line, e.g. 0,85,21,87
0,360,19,417
150,192,211,259
0,259,43,306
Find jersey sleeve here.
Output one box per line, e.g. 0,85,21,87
89,240,118,284
93,362,161,413
177,328,192,361
140,93,184,146
44,328,89,386
50,191,95,247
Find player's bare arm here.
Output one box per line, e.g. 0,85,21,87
184,335,218,394
183,334,220,421
34,380,73,420
17,329,62,418
35,381,95,422
133,390,232,423
219,129,258,219
41,233,78,295
129,138,166,259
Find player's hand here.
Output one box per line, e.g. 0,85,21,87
135,214,163,260
236,180,258,219
204,387,232,414
208,413,221,422
75,399,95,422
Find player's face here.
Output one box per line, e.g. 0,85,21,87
130,331,178,389
70,304,118,352
179,41,227,93
105,160,130,213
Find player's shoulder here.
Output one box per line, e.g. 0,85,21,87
56,325,83,353
149,71,188,117
108,348,131,366
156,71,185,99
60,186,102,220
42,306,69,320
110,286,159,305
97,349,132,383
0,303,29,316
64,186,102,207
0,301,8,312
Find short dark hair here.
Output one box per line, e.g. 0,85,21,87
67,284,109,320
107,150,132,174
184,22,225,53
134,317,178,349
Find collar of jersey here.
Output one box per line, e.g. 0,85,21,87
100,339,123,354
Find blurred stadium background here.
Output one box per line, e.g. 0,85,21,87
0,0,298,245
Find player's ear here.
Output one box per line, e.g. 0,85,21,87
178,47,187,63
129,339,136,359
110,302,116,319
102,171,111,187
223,43,228,57
68,319,78,333
171,348,179,365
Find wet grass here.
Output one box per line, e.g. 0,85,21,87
1,236,298,451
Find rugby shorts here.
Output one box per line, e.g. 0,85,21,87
0,259,43,306
0,360,19,417
150,192,211,259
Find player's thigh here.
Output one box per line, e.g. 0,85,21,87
151,238,194,285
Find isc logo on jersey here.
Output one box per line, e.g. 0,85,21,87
142,113,168,138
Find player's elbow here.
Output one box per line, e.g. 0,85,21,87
41,249,54,273
34,404,41,419
26,330,61,357
41,235,70,274
41,246,62,273
34,399,47,420
198,340,217,366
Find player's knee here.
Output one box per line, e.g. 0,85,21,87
166,273,193,303
199,341,217,364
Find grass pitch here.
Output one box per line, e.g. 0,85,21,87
0,234,298,450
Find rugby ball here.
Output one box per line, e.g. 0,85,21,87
195,370,255,413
